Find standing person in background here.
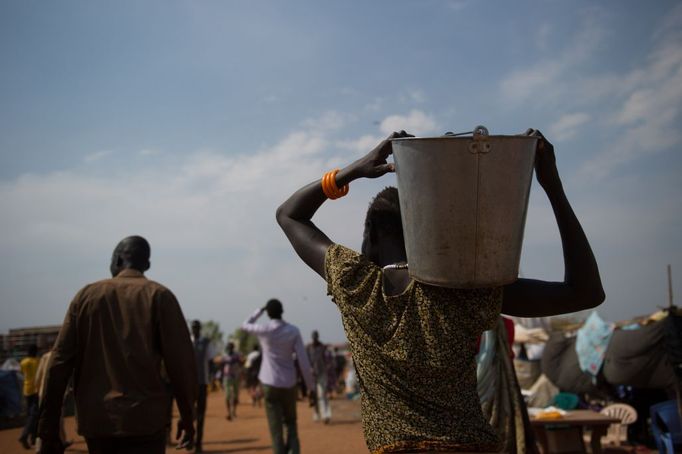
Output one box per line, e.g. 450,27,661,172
276,131,604,453
242,299,315,454
34,350,71,452
245,345,263,407
18,344,39,450
221,342,242,421
191,320,213,453
333,347,347,397
37,236,197,454
306,331,333,424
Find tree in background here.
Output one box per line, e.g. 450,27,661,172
230,328,259,355
202,320,225,356
197,320,225,391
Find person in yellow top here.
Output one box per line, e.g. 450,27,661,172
34,350,72,452
19,344,39,449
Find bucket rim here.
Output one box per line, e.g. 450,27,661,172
391,135,540,142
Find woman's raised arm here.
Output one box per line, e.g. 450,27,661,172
502,130,605,316
276,131,410,278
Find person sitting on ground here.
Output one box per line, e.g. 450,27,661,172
276,130,605,453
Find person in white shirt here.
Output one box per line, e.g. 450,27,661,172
244,346,263,407
242,299,314,454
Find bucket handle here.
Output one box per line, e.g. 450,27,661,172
442,125,489,137
471,125,491,154
442,125,491,154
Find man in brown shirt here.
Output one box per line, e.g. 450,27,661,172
38,236,197,454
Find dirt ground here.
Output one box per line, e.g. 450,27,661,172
0,389,368,454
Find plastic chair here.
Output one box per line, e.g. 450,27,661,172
599,403,637,446
650,400,682,453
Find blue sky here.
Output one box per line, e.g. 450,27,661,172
1,1,680,342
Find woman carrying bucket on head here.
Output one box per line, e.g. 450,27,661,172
276,129,604,453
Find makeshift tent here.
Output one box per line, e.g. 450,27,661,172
0,370,22,418
541,312,678,395
541,332,598,394
603,315,677,390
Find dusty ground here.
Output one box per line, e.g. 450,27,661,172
0,389,368,454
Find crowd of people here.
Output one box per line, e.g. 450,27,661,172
22,282,352,454
186,316,349,452
20,130,604,454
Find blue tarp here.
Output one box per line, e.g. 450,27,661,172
0,370,22,417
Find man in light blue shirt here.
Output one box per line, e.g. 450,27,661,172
242,299,314,454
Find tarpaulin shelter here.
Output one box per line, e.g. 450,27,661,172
0,370,22,418
541,310,679,395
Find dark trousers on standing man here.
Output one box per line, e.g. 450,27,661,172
263,385,300,454
85,430,166,454
195,384,208,450
20,393,38,444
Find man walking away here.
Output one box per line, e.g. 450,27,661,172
191,320,212,453
242,299,315,454
306,331,333,423
222,342,242,421
19,344,39,449
37,236,197,454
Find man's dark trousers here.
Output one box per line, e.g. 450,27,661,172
195,384,208,450
85,430,166,454
20,393,38,443
263,385,300,454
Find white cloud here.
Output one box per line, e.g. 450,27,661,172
549,113,591,142
0,113,396,339
380,110,437,136
447,0,469,12
301,110,351,133
499,4,681,177
536,23,551,51
364,97,384,112
139,148,161,157
336,134,382,157
405,89,426,104
500,10,607,103
581,4,682,177
84,150,114,162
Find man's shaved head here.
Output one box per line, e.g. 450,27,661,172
110,235,151,276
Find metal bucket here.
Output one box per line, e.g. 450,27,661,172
392,127,538,288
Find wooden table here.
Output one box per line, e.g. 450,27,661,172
530,410,621,453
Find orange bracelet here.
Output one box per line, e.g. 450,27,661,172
321,169,349,199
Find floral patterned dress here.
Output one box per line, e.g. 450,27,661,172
325,244,503,453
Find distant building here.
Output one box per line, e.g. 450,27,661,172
0,325,61,363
